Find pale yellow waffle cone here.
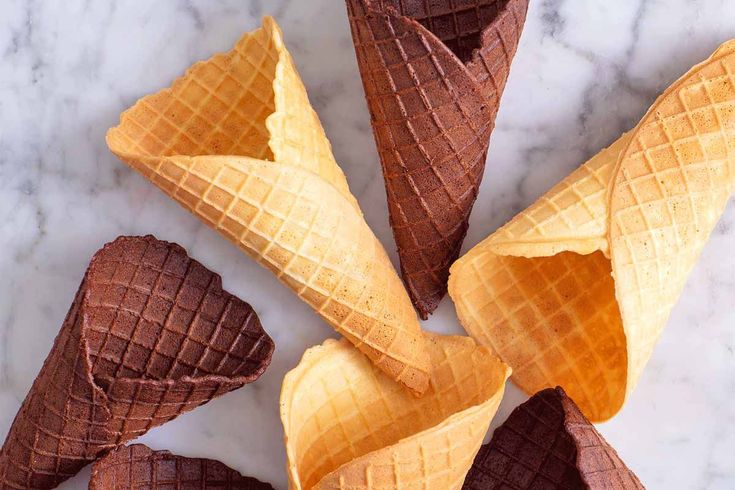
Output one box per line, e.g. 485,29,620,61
280,333,510,490
107,17,431,394
449,40,735,421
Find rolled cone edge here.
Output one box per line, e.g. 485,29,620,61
0,235,274,489
282,335,510,490
106,15,432,395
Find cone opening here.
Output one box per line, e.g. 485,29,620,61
82,237,271,388
107,21,279,163
453,250,628,421
375,0,510,63
282,335,508,489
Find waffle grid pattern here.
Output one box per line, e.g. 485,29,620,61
463,388,585,489
379,0,507,63
109,26,278,162
453,248,626,421
268,46,356,203
282,335,508,489
463,387,642,489
90,444,273,489
0,236,273,489
561,394,644,489
491,134,631,253
107,17,431,393
346,0,528,318
610,52,735,384
449,43,735,422
140,158,430,392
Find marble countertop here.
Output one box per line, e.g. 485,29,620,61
1,1,734,488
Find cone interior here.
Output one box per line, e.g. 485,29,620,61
83,237,269,388
283,335,508,489
106,24,277,161
456,249,628,421
375,0,509,63
453,41,735,421
450,135,630,421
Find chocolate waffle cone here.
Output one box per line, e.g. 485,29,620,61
281,333,511,490
463,387,643,489
89,444,274,489
106,16,431,395
449,40,735,421
0,236,274,489
345,0,530,318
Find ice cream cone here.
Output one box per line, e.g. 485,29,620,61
345,0,530,318
107,17,431,394
449,40,735,421
281,333,511,490
0,236,274,489
90,444,274,489
463,387,643,489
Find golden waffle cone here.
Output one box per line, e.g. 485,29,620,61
281,333,510,490
106,17,431,394
449,40,735,421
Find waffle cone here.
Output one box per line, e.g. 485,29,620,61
0,236,274,489
90,444,274,489
346,0,530,318
281,333,510,490
106,17,431,395
449,41,735,421
463,387,643,489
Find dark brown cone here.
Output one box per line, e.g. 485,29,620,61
463,387,644,489
346,0,529,318
89,444,273,489
0,236,274,489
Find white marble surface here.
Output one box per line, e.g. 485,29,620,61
1,0,734,488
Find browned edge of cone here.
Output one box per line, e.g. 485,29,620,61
0,235,274,489
346,0,529,318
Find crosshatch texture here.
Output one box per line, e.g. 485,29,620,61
281,334,511,490
106,17,432,395
450,40,735,421
463,387,643,489
346,0,530,318
90,444,274,489
0,236,274,489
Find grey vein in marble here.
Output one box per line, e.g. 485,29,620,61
0,1,734,488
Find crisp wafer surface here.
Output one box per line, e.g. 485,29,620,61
282,334,510,490
463,388,643,489
346,0,529,317
90,444,274,489
107,17,432,394
449,41,735,421
0,236,273,489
